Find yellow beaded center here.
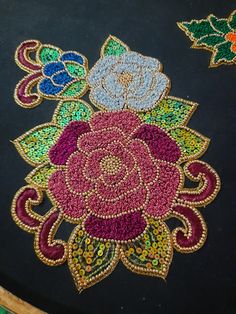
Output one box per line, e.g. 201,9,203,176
100,155,121,175
118,72,133,87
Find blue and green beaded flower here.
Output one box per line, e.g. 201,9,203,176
37,45,88,99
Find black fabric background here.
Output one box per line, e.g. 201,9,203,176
0,1,236,313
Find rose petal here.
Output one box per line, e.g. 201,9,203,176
49,121,90,165
85,211,146,241
133,124,181,162
86,185,148,217
128,139,159,184
48,170,86,219
145,162,181,217
83,149,109,180
66,151,94,194
95,170,141,200
106,141,136,171
78,128,126,153
90,110,142,135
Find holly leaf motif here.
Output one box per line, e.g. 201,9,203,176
53,100,93,127
212,41,236,65
138,97,197,130
197,35,225,48
178,19,218,40
229,10,236,29
68,226,119,292
101,35,130,57
168,126,209,162
120,219,172,279
25,163,57,189
208,14,231,34
13,123,62,166
178,11,236,67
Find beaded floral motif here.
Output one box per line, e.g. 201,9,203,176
11,36,220,292
178,10,236,67
14,40,88,108
88,51,169,111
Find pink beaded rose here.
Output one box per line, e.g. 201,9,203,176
48,110,181,241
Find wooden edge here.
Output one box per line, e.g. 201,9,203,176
0,286,46,314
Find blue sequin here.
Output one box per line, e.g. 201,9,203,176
43,62,65,76
60,52,84,65
52,71,73,85
39,78,63,95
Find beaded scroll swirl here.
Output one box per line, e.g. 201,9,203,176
178,10,236,67
12,36,220,292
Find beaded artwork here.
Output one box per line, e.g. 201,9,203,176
178,10,236,67
15,40,88,108
12,36,220,292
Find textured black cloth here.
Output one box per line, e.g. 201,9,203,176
0,1,235,313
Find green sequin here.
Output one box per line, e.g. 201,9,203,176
70,228,116,281
16,125,61,164
169,127,207,157
26,163,57,188
39,46,60,64
138,98,195,130
103,38,128,56
65,63,85,78
54,100,92,127
61,80,86,97
122,219,172,272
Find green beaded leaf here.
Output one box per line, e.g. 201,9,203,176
229,10,236,29
179,20,217,40
121,219,172,278
213,41,236,64
101,35,130,57
53,100,93,127
68,226,119,292
38,45,61,64
208,15,231,34
65,62,86,78
178,12,236,67
14,124,62,166
25,163,57,189
197,35,225,48
138,97,197,130
61,80,87,97
168,126,209,162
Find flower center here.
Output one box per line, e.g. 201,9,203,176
100,155,121,175
118,72,133,87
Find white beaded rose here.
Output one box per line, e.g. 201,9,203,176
87,52,170,111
